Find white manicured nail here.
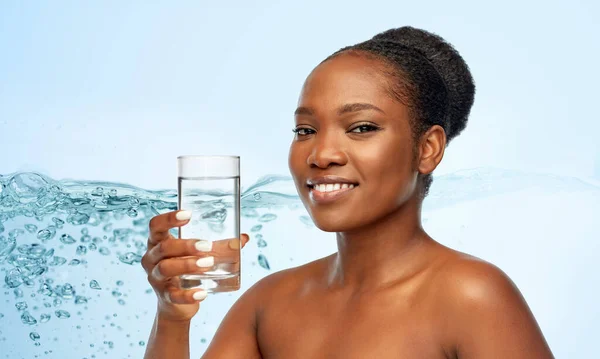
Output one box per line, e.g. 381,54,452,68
195,240,213,252
193,290,207,301
176,210,192,221
196,256,214,267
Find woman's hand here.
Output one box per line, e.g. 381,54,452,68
141,210,250,322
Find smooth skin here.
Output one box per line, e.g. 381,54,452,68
143,53,554,358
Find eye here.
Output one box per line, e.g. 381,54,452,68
292,127,315,137
349,124,380,133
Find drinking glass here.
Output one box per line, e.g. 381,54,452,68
177,155,241,293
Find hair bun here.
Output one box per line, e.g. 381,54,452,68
372,26,475,139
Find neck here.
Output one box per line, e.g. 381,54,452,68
327,195,432,293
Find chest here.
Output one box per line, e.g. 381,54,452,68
256,292,450,359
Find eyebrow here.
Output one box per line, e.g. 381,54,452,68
294,102,385,117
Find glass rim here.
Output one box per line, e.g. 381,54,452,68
177,155,240,159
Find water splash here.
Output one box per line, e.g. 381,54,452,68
0,168,598,357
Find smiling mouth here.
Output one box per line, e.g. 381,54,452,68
307,183,359,203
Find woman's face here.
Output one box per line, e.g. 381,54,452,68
288,53,421,233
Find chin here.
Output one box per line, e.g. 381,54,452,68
308,213,364,233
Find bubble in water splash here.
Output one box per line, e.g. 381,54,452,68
30,332,40,341
24,224,38,233
5,268,24,288
256,234,267,248
76,245,87,255
99,247,111,255
258,254,270,270
67,212,90,225
0,235,16,261
251,224,262,232
40,313,51,323
139,340,146,346
59,234,76,245
75,295,88,304
7,173,48,204
15,301,28,311
37,226,57,241
50,256,67,266
60,283,75,299
118,252,142,265
21,311,37,325
55,310,70,319
89,280,101,290
52,217,64,228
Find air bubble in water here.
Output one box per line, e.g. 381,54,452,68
30,332,40,341
75,295,88,304
76,245,87,255
37,226,56,241
251,224,262,232
59,234,76,245
90,280,101,290
55,309,70,319
15,301,28,311
258,254,270,270
118,252,141,265
257,237,267,248
25,224,38,233
0,236,16,261
21,311,37,325
40,313,51,323
67,212,90,225
14,288,23,298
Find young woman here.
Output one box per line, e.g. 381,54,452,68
142,26,554,358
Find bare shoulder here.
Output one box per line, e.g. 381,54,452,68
433,250,521,306
429,247,554,358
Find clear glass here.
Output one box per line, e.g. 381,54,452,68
177,155,241,293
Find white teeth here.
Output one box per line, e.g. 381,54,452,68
313,183,356,193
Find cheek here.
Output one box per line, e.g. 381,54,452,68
355,140,416,199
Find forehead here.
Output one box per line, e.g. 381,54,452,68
298,53,398,111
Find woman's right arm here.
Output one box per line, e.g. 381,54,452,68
141,210,251,359
145,314,193,359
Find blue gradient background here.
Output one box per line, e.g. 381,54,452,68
1,1,599,358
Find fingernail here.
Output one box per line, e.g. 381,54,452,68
195,240,212,252
196,256,214,267
176,210,192,221
193,290,208,301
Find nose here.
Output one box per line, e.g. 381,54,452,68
306,130,348,169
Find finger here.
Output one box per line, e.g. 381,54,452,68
145,238,213,268
151,255,240,281
148,210,192,248
165,285,208,304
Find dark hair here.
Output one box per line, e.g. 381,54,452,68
322,26,475,200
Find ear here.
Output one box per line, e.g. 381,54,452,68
417,125,447,175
